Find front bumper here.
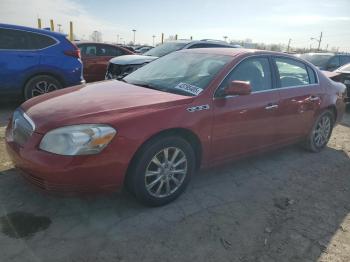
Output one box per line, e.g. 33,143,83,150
5,127,127,194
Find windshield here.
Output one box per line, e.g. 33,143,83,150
300,54,332,67
143,42,189,57
124,52,231,96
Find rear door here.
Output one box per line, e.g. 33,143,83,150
79,44,127,82
0,28,41,96
79,44,100,82
273,56,323,142
211,56,281,163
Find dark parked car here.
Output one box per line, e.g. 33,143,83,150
299,53,350,71
76,42,133,83
6,48,346,206
106,39,237,79
0,23,84,100
134,46,154,54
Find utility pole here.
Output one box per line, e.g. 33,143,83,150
287,38,292,53
318,32,322,51
311,32,322,51
152,35,156,46
325,44,329,51
132,29,136,44
117,34,119,44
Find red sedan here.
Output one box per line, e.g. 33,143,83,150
5,48,346,206
76,42,133,83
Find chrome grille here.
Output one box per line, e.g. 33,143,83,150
12,109,35,146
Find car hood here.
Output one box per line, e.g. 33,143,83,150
21,80,194,134
109,54,158,65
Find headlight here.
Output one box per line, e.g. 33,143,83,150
39,124,116,156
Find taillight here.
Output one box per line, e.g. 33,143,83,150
64,49,81,58
64,42,81,58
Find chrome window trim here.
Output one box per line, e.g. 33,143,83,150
0,27,59,51
213,53,320,100
22,112,36,132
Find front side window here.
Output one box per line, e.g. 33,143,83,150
218,57,272,94
124,52,231,96
275,57,310,87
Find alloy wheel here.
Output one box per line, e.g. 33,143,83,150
31,81,58,97
313,114,331,148
145,147,188,198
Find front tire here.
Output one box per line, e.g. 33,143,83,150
129,136,195,206
24,75,62,100
304,110,334,152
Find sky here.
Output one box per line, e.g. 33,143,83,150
0,0,349,51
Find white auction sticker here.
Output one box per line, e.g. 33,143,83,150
174,82,204,96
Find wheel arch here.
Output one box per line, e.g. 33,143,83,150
325,105,337,122
124,127,203,187
22,72,65,95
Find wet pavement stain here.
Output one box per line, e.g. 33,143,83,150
0,212,51,238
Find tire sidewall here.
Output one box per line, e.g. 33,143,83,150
308,110,334,152
131,136,195,206
24,75,62,100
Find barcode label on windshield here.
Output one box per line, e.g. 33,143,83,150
174,82,203,96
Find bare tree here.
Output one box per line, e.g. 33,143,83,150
90,31,102,42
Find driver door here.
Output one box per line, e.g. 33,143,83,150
211,56,281,163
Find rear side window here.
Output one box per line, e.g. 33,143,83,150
275,57,311,87
97,45,124,56
0,28,56,50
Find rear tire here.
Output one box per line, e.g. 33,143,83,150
303,110,334,152
128,136,195,206
24,75,62,100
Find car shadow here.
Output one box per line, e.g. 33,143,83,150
0,143,349,261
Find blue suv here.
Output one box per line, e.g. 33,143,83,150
0,24,84,100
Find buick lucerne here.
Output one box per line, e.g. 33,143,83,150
5,48,346,206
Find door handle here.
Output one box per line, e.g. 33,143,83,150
265,103,279,110
307,95,320,102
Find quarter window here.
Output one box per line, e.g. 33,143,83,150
275,57,311,87
218,57,272,94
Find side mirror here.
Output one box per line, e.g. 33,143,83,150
224,81,252,96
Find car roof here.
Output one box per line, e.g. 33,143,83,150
0,23,67,38
74,41,117,46
179,47,288,57
164,39,236,47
